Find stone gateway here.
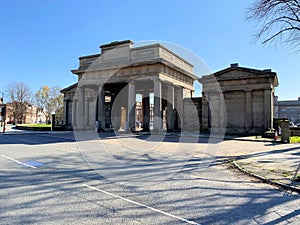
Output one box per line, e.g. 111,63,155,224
61,40,278,135
61,40,198,133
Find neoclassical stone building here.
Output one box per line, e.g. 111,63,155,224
62,40,279,135
199,63,279,134
61,40,198,132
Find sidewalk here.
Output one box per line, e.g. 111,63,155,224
221,137,300,193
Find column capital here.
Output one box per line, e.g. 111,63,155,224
126,80,135,84
244,88,253,92
151,77,161,83
98,84,104,90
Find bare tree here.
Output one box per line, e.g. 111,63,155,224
5,82,32,124
247,0,300,49
50,87,64,122
35,86,64,124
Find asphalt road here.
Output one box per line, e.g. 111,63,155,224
1,132,300,225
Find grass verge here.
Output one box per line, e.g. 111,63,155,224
290,136,300,144
16,124,51,131
17,124,51,128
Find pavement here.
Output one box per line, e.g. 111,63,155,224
1,127,300,193
1,130,300,224
229,139,300,193
214,134,300,193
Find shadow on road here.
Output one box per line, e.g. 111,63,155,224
1,150,300,224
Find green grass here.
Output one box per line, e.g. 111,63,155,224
290,136,300,144
17,124,51,128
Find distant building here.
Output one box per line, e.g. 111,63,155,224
275,97,300,124
5,102,45,124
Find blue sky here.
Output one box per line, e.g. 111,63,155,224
0,0,299,100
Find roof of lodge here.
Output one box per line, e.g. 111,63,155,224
60,83,78,93
199,63,279,86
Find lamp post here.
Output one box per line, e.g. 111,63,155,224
1,93,6,133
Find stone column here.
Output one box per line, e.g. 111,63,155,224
110,92,116,129
63,99,68,126
97,85,105,130
127,81,136,132
77,86,85,129
154,79,162,132
201,93,209,131
271,91,274,129
72,100,77,127
264,89,272,129
85,98,89,128
209,93,220,130
176,87,184,131
167,84,175,131
219,93,226,129
245,90,253,131
142,90,150,131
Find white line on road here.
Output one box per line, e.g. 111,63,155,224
83,184,200,225
1,155,37,169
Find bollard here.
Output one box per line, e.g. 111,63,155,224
281,120,290,143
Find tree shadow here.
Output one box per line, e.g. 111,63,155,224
1,148,300,224
2,132,300,223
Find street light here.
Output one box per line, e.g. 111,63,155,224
0,93,6,133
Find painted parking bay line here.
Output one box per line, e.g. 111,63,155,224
1,155,37,169
83,184,200,225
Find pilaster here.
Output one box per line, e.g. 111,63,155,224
264,89,272,129
245,90,253,131
142,90,150,131
167,84,175,131
127,81,136,132
154,79,162,132
97,85,105,130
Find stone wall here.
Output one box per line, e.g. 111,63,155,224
183,97,202,131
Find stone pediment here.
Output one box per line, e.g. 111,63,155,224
199,65,278,87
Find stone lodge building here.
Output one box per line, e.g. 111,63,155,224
61,40,278,134
199,64,278,134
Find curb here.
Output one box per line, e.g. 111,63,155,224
1,129,277,143
0,131,71,135
231,160,300,194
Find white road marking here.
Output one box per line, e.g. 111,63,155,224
83,184,200,225
1,155,37,169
